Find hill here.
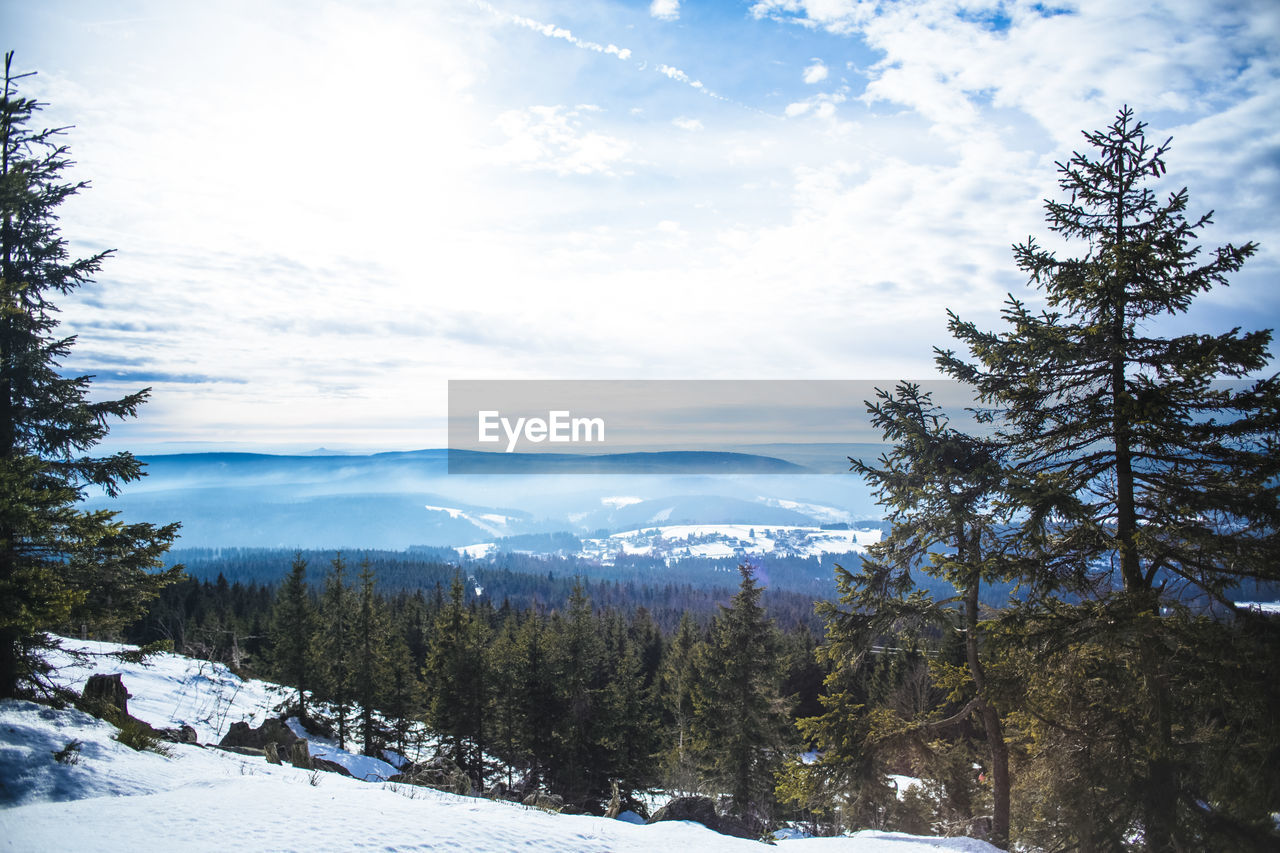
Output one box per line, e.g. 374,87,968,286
0,637,999,852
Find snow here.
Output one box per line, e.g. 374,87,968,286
888,774,923,800
1236,601,1280,614
457,542,497,559
282,718,397,781
588,523,881,562
457,523,883,564
0,636,1000,852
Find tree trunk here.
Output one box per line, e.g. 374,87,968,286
964,575,1010,849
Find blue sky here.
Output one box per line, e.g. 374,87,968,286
8,0,1279,452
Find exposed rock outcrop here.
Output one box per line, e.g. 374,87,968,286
646,796,754,839
219,719,303,751
388,756,472,796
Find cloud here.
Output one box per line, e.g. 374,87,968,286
650,0,681,22
784,91,847,119
476,0,633,60
803,60,829,84
492,105,633,176
750,0,1280,146
673,116,704,131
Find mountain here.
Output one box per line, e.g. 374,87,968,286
82,448,884,550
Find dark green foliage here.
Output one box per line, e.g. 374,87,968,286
0,52,180,698
353,559,390,757
691,565,792,831
270,553,315,715
51,739,81,764
936,107,1279,850
423,574,490,786
938,106,1277,606
315,555,354,749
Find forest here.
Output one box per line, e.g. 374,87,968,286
3,39,1278,851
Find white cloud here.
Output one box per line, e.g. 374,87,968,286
492,106,632,176
481,1,634,60
785,91,847,119
650,0,681,22
803,60,829,83
751,0,1280,147
17,0,1275,449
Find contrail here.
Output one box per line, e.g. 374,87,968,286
469,0,773,115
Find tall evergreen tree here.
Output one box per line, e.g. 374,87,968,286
0,52,181,698
692,564,791,830
546,581,607,805
352,558,390,757
938,107,1279,849
659,612,702,794
423,574,489,787
846,384,1013,847
316,554,354,750
270,552,315,716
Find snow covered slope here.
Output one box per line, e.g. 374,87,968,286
0,637,999,852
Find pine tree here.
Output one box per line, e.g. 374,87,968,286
423,574,489,787
546,581,607,806
938,107,1280,848
352,558,390,757
692,564,791,830
659,612,702,794
598,611,661,802
487,610,531,785
382,627,423,762
316,554,353,750
270,553,315,716
847,384,1013,847
0,52,181,698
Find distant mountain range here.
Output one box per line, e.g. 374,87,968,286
85,447,884,550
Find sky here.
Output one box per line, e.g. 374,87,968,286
6,0,1279,452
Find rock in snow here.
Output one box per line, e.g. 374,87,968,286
0,637,1002,852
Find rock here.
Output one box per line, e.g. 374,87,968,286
81,673,130,718
714,813,755,839
288,740,312,769
312,757,352,777
219,719,302,751
264,742,282,765
521,791,564,812
485,781,507,800
157,725,199,745
648,796,719,830
645,796,753,837
388,756,472,796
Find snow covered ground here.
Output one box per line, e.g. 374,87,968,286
0,636,997,852
459,523,882,564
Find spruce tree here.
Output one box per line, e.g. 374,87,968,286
352,558,390,757
0,52,180,697
270,553,315,716
692,564,790,830
659,612,701,794
547,581,607,806
316,554,353,749
847,384,1013,847
938,107,1279,848
423,574,489,786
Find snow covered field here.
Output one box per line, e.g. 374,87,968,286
460,523,883,564
0,637,996,852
